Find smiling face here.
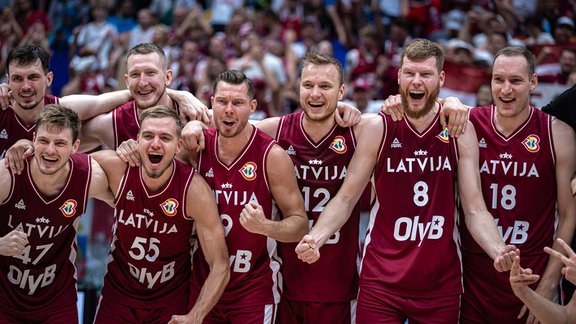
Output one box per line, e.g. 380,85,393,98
9,59,52,111
398,56,444,119
137,116,182,179
125,52,172,110
33,124,79,176
211,81,256,138
299,63,344,123
491,54,536,119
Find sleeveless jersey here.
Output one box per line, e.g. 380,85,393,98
362,111,462,298
460,105,557,321
0,95,59,158
112,101,180,149
191,127,280,308
275,111,360,302
101,160,195,308
0,153,91,313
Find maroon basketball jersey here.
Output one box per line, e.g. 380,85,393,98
112,101,180,149
191,127,280,308
460,105,557,321
0,153,91,313
0,95,59,158
275,111,360,302
363,111,462,298
101,160,195,308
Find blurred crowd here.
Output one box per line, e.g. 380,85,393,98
1,0,575,117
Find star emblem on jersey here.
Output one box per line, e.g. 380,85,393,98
160,198,179,216
436,128,449,143
522,134,540,153
15,199,26,210
414,149,428,156
499,152,513,159
309,159,323,165
60,199,78,217
239,162,257,181
221,183,233,189
329,136,347,154
36,217,50,224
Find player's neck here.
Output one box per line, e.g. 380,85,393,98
494,105,532,137
136,95,173,115
302,114,336,143
405,102,439,133
141,163,174,193
30,158,70,199
14,104,43,127
217,123,254,165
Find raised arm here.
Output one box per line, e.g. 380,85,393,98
59,90,131,121
255,144,307,243
297,114,382,262
457,121,515,270
510,249,576,324
173,174,229,323
79,112,115,152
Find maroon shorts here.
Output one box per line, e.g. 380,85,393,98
94,295,188,324
357,287,460,324
203,303,276,324
276,296,356,324
0,301,78,324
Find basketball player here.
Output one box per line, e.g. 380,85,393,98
182,70,307,323
0,104,113,323
78,42,211,152
458,46,576,323
1,43,208,171
176,54,365,323
91,105,229,323
296,39,516,323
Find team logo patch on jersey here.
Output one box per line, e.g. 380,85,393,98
60,199,78,217
160,198,179,216
239,162,257,181
522,134,540,153
436,129,450,143
329,136,347,154
0,129,7,139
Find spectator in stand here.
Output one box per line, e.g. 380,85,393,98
173,6,212,49
524,16,556,46
536,47,576,84
19,20,50,52
149,0,198,25
345,25,382,87
554,16,576,44
209,0,244,33
171,40,205,93
230,31,287,117
125,8,156,50
347,78,381,113
106,0,137,34
445,39,475,66
63,4,118,96
13,0,50,37
0,7,24,81
193,56,226,107
475,83,493,106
